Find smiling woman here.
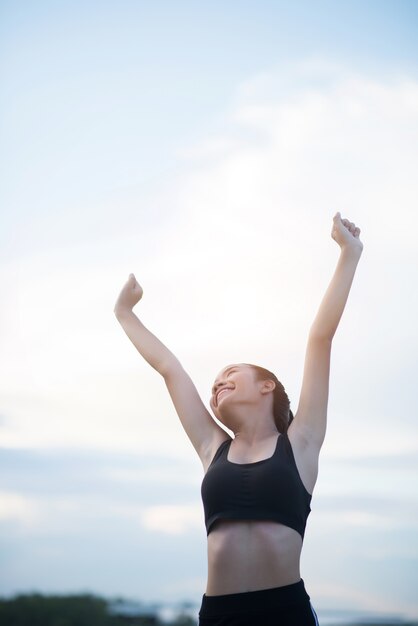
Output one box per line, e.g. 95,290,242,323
210,363,294,434
114,212,363,626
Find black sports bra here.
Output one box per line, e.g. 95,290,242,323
201,432,312,539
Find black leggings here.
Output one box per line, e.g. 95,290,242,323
198,578,319,626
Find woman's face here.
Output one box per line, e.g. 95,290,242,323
209,363,258,418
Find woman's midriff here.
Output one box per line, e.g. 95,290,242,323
205,519,303,596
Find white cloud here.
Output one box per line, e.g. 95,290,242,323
0,491,41,529
140,504,203,535
1,61,418,467
312,509,417,532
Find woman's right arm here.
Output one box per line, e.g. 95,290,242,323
114,307,178,375
114,274,177,376
114,274,229,463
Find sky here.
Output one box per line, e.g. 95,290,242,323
1,0,418,622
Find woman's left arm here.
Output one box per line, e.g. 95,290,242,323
294,212,363,447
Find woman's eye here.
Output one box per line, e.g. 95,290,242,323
212,369,238,394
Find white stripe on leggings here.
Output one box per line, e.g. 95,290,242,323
310,601,320,625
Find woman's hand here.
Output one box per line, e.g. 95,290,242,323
331,212,363,254
114,273,144,314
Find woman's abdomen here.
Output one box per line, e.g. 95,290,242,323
206,519,303,596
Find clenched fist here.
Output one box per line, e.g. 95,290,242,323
331,212,363,254
114,273,143,313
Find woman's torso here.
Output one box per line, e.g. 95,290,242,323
201,425,319,596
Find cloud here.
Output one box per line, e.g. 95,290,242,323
0,491,40,529
1,60,418,467
309,579,411,618
0,447,200,499
312,504,418,533
140,504,202,535
0,447,205,539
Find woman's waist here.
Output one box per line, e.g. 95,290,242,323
206,519,302,595
201,578,311,616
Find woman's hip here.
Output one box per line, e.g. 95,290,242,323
198,578,319,626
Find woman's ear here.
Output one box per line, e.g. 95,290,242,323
260,379,276,394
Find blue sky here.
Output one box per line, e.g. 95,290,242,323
2,0,418,247
1,1,418,622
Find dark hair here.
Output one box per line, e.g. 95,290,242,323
245,364,294,434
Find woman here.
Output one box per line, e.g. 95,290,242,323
114,212,363,626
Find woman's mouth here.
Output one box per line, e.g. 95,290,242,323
216,388,233,405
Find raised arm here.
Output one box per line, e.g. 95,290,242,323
114,274,226,463
114,274,177,375
294,213,363,447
